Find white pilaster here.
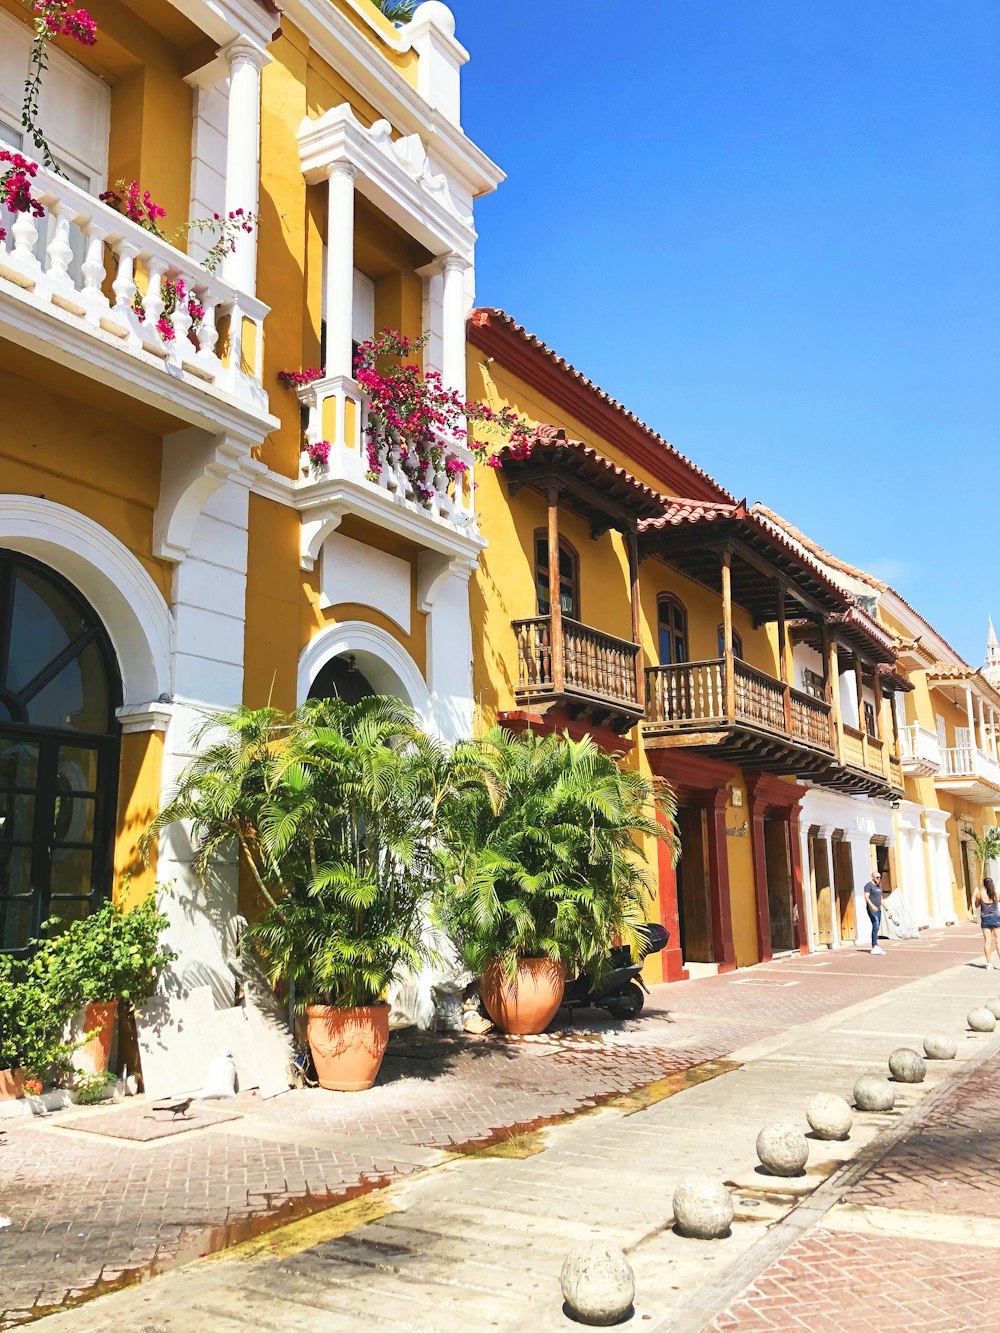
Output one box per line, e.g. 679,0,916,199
800,821,815,950
440,254,469,398
221,37,267,295
325,162,358,379
819,826,841,948
965,686,977,750
417,552,475,742
409,2,468,126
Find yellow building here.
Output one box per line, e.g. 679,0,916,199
0,1,986,1002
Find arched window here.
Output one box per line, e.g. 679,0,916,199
0,550,122,955
309,654,377,706
658,594,688,665
717,623,744,660
535,531,579,620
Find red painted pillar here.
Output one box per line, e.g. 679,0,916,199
656,808,688,982
787,804,809,953
706,791,737,972
749,802,773,964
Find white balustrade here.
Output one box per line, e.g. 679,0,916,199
940,744,1000,786
297,375,481,539
0,160,268,412
900,722,942,772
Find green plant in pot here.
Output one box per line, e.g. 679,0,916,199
150,696,447,1091
435,727,676,1036
0,948,79,1097
39,893,175,1076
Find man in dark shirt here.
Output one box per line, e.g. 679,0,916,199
864,871,885,955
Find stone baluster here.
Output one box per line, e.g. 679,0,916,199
79,224,109,325
195,290,219,368
43,202,76,297
169,278,193,359
141,257,167,342
9,207,42,282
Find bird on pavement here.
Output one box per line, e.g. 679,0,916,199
152,1096,195,1120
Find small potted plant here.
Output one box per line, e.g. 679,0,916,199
151,695,444,1092
436,728,674,1035
40,893,174,1075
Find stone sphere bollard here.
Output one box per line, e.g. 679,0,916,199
924,1031,957,1060
985,998,1000,1020
672,1176,734,1239
968,1007,997,1033
854,1073,895,1111
888,1048,926,1084
756,1123,809,1177
806,1092,853,1141
560,1243,635,1327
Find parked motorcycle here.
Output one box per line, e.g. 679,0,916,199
562,922,670,1019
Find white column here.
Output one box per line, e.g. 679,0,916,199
440,254,469,397
820,827,841,948
325,161,357,380
800,821,815,950
221,38,266,294
965,686,976,754
991,708,999,759
977,695,987,756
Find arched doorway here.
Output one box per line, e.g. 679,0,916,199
308,654,377,706
0,549,122,954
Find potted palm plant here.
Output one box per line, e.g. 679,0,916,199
151,696,446,1091
435,727,675,1035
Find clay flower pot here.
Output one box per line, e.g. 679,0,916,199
0,1068,25,1101
480,957,566,1036
77,1000,118,1075
305,1003,390,1092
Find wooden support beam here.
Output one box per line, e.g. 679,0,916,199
721,550,736,724
627,526,645,708
547,483,565,692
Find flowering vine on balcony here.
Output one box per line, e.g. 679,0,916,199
354,330,531,499
99,180,256,276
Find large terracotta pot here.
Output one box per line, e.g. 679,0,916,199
305,1003,390,1092
0,1068,25,1101
480,958,566,1036
77,1000,117,1075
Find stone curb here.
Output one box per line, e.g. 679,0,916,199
655,1028,1000,1333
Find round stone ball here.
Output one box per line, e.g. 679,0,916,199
756,1123,809,1177
968,1007,997,1033
924,1031,957,1060
560,1243,635,1327
806,1092,853,1141
854,1073,895,1112
672,1176,734,1240
985,998,1000,1020
888,1048,926,1084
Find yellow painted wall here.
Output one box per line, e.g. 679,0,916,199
114,730,164,904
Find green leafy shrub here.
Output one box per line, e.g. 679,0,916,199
0,948,78,1080
40,893,175,1009
435,727,676,982
72,1070,117,1105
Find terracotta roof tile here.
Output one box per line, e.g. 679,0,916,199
468,309,735,504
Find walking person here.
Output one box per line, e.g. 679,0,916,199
973,876,1000,969
864,870,886,956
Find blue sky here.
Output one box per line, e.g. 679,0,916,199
450,1,1000,663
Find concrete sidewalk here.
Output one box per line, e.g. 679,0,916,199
28,931,1000,1332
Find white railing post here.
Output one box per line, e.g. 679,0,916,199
80,223,109,325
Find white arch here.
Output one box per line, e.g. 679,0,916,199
0,496,173,705
297,620,433,728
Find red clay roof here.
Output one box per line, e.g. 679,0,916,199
500,426,667,523
468,309,734,506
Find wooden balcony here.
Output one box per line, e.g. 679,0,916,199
512,615,644,731
643,657,835,775
820,723,905,798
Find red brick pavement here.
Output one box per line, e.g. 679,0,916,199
0,926,984,1328
711,1229,992,1333
709,1038,1000,1331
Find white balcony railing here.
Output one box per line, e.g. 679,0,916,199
940,744,1000,787
297,374,481,545
900,723,942,774
0,162,268,418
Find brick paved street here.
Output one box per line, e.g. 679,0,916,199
0,925,990,1328
709,1027,1000,1332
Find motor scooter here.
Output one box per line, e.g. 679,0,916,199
562,922,669,1019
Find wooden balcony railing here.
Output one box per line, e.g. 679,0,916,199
842,724,892,779
644,657,833,755
512,615,641,713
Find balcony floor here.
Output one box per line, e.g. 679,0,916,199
642,719,834,777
